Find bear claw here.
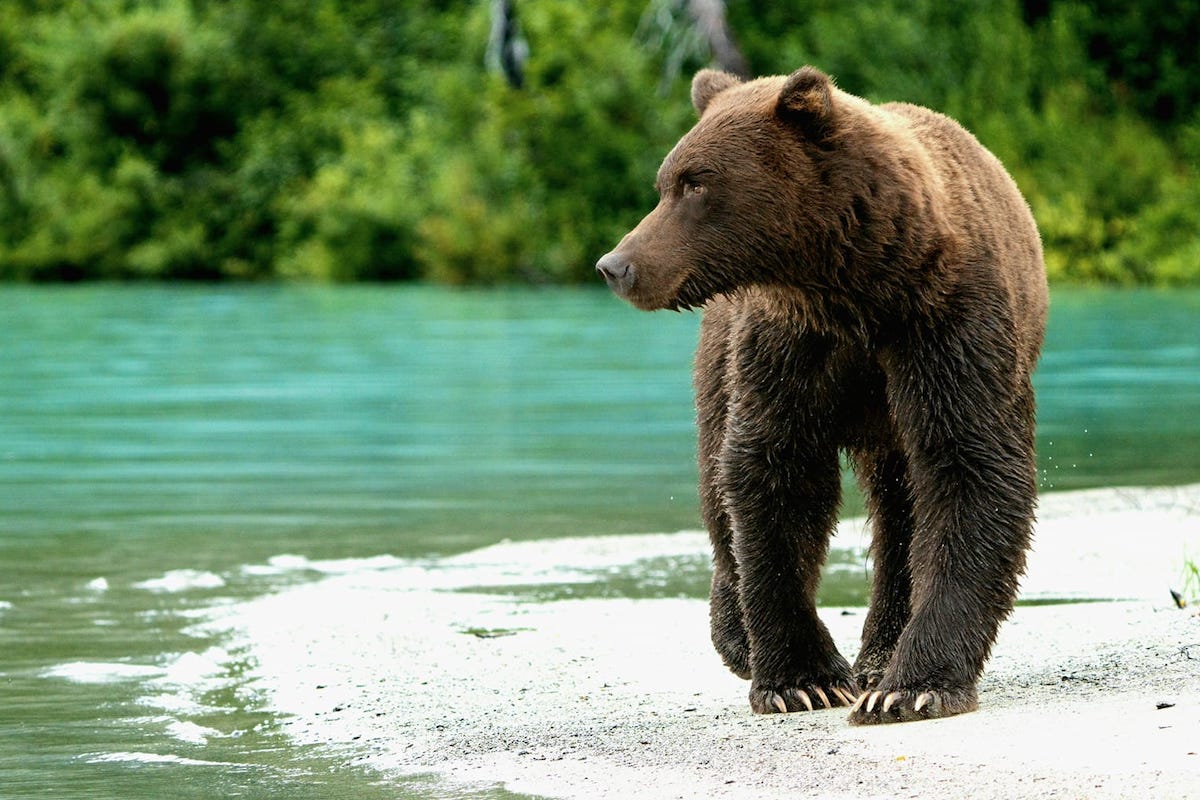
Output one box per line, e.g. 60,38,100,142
848,686,976,725
751,683,858,714
832,686,856,705
853,689,929,720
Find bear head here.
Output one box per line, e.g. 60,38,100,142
596,66,850,312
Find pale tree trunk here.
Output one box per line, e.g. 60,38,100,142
487,0,529,89
685,0,750,78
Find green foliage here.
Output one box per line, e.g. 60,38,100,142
0,0,1196,283
1072,0,1200,124
1016,4,1200,284
1178,553,1200,608
730,0,1200,285
407,4,692,283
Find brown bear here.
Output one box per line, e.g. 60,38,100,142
597,66,1047,724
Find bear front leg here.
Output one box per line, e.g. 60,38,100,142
722,426,857,714
850,324,1038,725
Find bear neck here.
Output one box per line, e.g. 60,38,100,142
784,105,960,338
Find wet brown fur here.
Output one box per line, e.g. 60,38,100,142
598,67,1048,724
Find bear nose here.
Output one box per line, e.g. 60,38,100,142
596,251,635,295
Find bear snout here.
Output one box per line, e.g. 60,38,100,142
596,251,635,297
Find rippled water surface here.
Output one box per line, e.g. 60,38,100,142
1,285,1197,797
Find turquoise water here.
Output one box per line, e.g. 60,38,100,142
1,285,1198,798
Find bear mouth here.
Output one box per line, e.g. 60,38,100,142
664,272,725,312
630,274,710,313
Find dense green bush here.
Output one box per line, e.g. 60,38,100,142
730,0,1200,284
0,0,1196,284
408,4,693,284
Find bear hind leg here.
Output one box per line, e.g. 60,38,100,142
848,446,914,692
703,423,750,679
709,557,750,679
696,308,751,679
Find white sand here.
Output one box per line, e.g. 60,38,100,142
202,485,1200,799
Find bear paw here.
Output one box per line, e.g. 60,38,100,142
847,685,978,725
749,682,859,714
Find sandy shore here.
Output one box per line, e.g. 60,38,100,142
204,485,1200,799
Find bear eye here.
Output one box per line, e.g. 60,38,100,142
681,180,706,197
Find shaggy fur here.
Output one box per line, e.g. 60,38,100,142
597,66,1047,724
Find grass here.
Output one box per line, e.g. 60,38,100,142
1173,556,1200,609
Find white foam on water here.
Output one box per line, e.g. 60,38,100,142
240,553,311,576
303,554,409,574
134,569,226,593
267,553,310,570
234,531,713,598
85,577,109,592
44,646,238,746
241,553,411,578
84,751,237,767
164,720,224,745
136,692,213,716
42,661,165,683
0,600,12,613
443,531,709,571
127,647,241,726
155,647,232,685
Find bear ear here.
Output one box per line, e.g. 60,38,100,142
776,66,836,143
691,69,741,116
